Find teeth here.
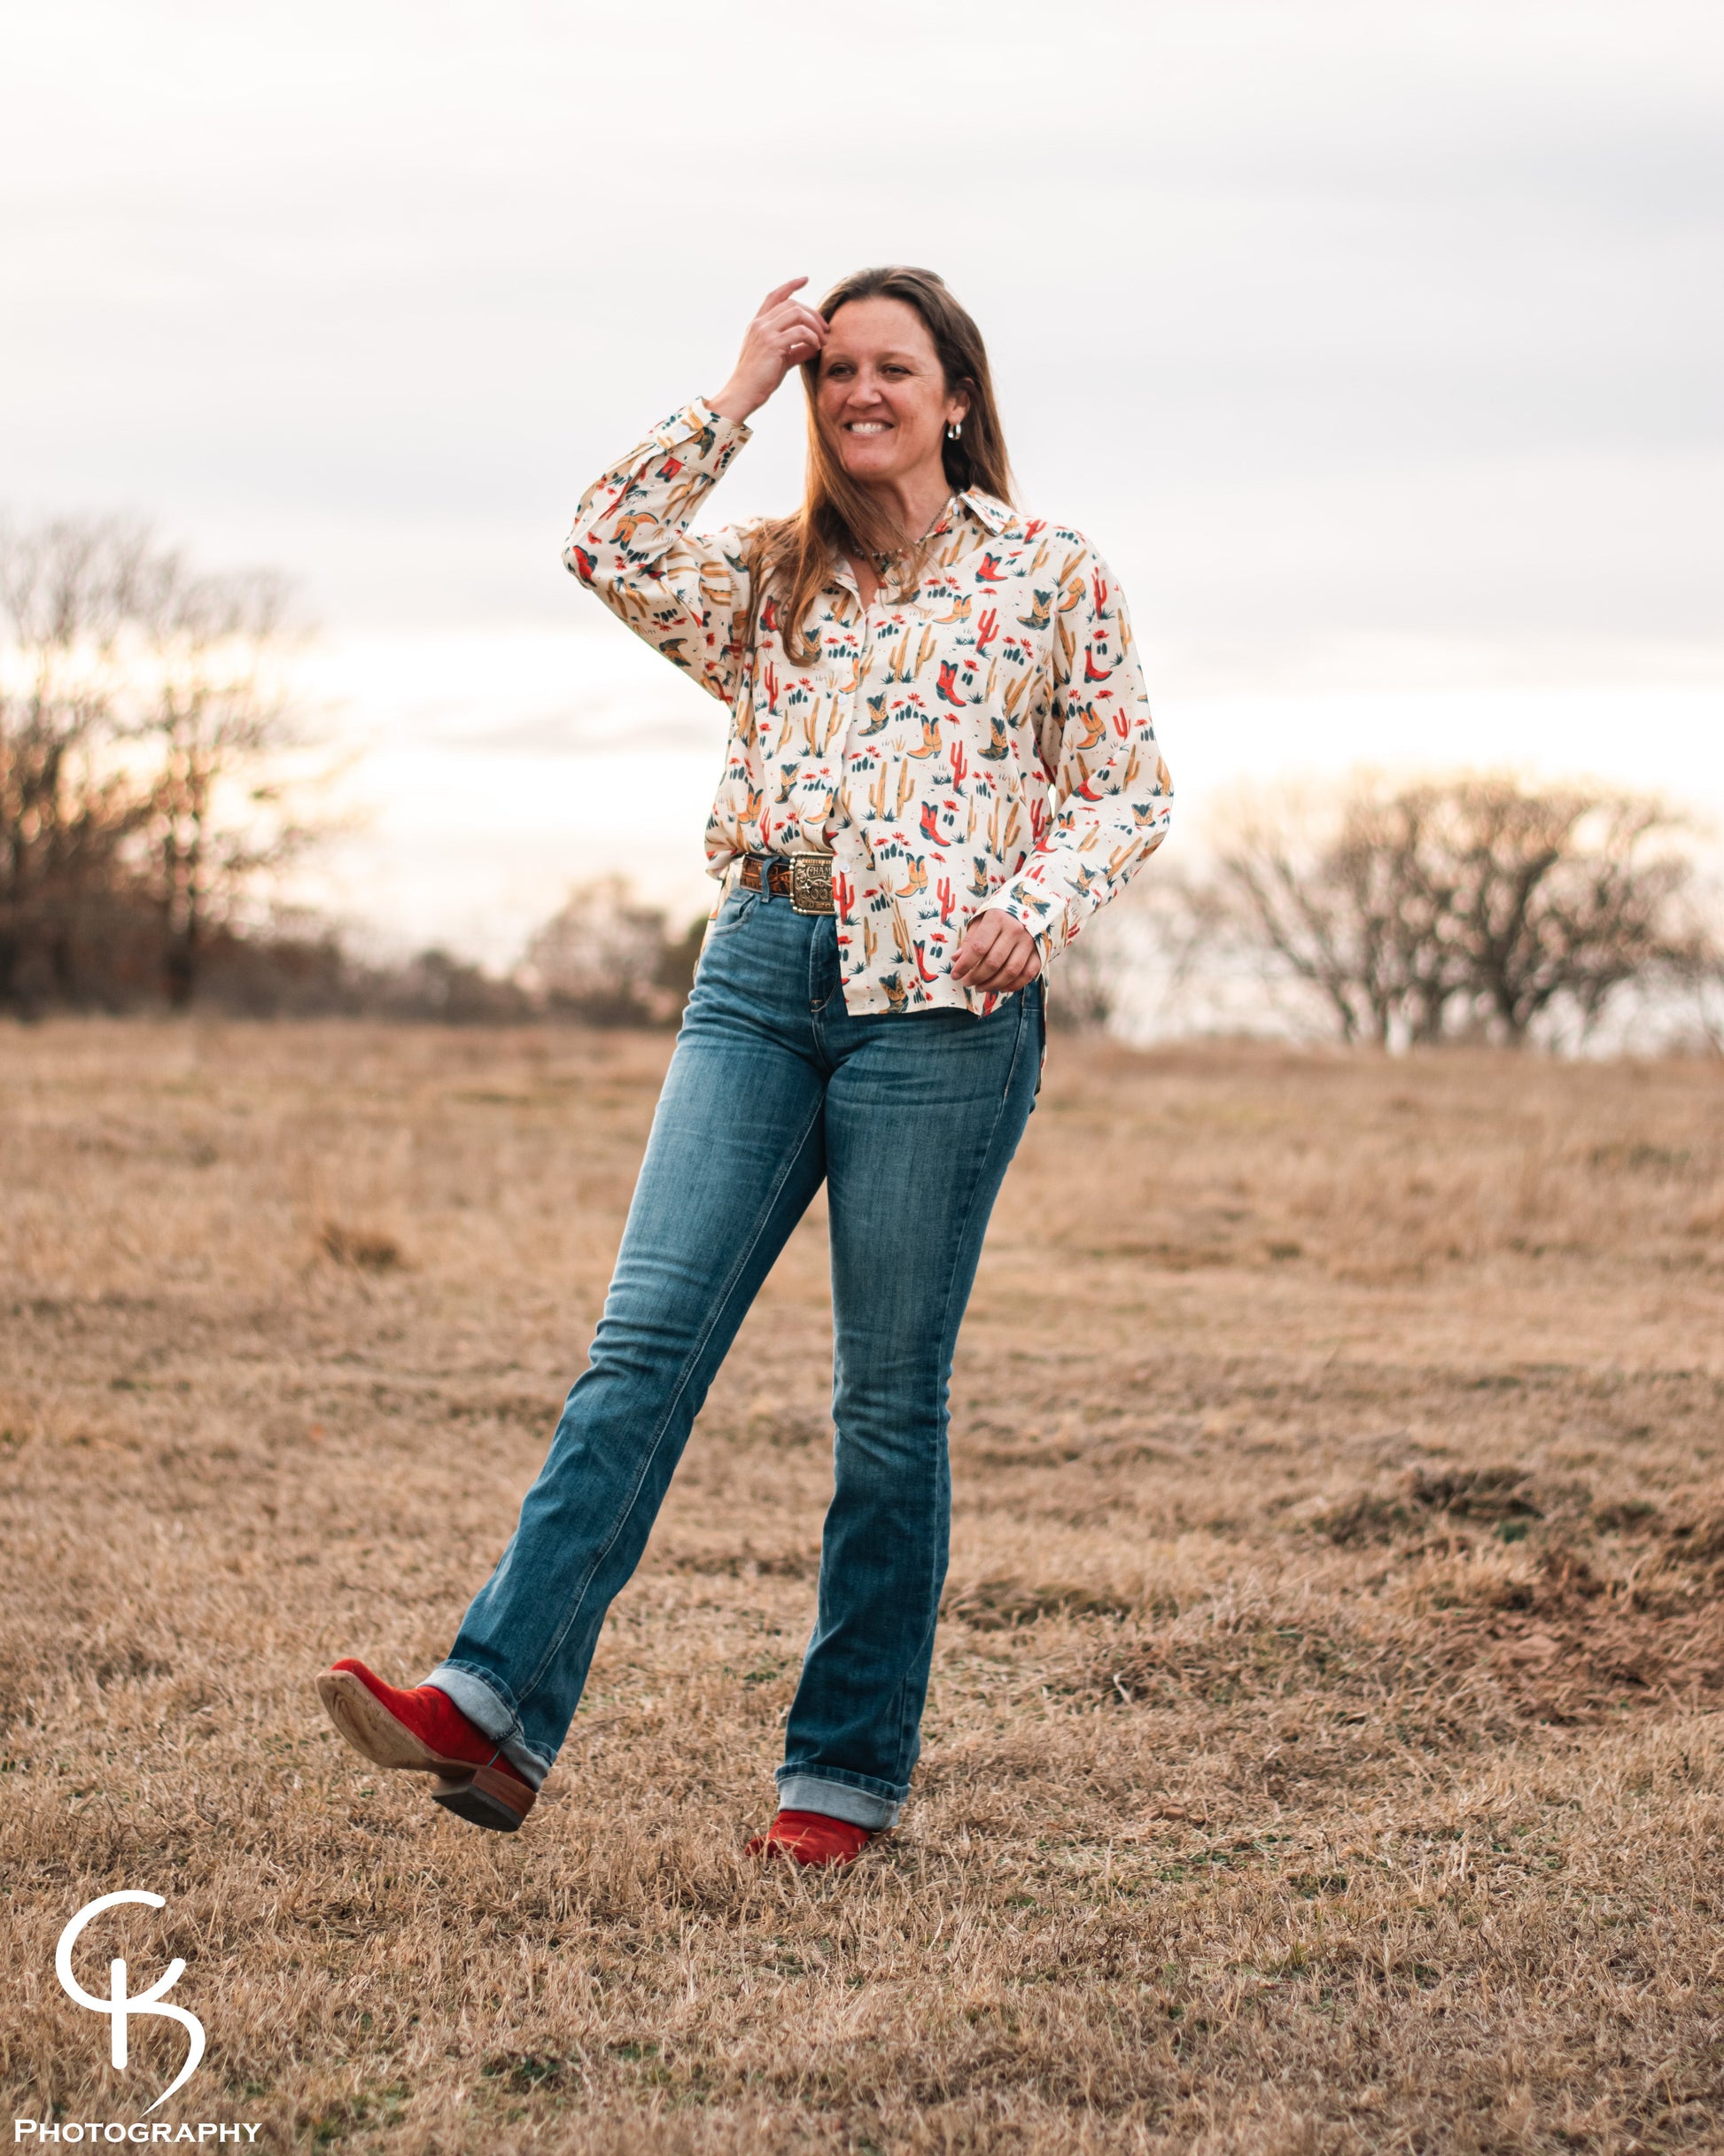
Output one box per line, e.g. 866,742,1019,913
846,422,889,433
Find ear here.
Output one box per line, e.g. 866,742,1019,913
946,390,972,429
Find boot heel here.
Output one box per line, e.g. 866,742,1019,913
431,1763,536,1834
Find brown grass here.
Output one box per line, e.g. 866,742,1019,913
4,1021,1723,2153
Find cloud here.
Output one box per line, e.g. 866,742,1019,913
3,0,1719,681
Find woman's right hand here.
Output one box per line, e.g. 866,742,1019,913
708,278,828,423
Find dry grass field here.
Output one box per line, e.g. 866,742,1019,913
4,1018,1724,2154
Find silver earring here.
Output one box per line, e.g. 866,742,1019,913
946,419,963,440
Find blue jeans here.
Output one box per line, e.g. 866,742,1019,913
427,880,1043,1828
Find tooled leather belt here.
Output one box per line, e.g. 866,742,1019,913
737,854,835,915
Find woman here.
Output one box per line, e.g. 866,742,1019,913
317,267,1173,1865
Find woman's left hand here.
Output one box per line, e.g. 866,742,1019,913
951,914,1042,994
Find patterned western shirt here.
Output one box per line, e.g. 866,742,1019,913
565,397,1173,1016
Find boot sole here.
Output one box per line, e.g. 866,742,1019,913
315,1670,535,1832
431,1770,531,1833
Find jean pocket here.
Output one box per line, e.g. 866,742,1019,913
1001,977,1043,1103
706,887,757,938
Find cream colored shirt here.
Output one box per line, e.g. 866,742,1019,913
566,398,1173,1016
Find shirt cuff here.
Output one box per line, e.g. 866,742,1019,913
649,397,752,464
982,877,1076,962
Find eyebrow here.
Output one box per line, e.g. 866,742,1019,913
822,347,925,363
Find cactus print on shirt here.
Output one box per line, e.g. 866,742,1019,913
565,398,1173,1016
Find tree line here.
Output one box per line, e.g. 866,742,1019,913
5,512,1718,1044
979,774,1720,1050
1189,774,1721,1049
0,515,708,1024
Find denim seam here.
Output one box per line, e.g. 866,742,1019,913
1000,979,1032,1102
808,914,842,1026
512,1095,827,1716
881,989,1029,1786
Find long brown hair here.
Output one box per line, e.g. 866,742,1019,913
746,267,1014,666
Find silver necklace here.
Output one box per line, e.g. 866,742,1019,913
865,498,957,578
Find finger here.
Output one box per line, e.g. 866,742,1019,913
957,913,1005,952
959,950,1011,989
760,276,811,308
765,301,827,343
757,332,821,370
953,916,1009,969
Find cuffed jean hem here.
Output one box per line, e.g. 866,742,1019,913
423,1660,551,1789
774,1772,901,1832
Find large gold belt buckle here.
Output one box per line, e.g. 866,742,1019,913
789,856,835,915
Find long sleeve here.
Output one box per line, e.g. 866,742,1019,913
563,398,757,706
562,419,1169,1013
982,544,1172,960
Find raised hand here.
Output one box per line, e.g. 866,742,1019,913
709,278,829,423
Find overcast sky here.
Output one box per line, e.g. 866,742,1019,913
5,1,1721,953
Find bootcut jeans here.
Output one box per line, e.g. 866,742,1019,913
427,876,1044,1829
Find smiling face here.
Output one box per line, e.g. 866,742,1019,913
813,296,969,494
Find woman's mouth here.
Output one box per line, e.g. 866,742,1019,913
843,420,892,434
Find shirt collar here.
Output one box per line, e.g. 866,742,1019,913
956,489,1016,537
827,490,1020,600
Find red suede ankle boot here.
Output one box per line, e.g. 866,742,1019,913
316,1658,536,1833
746,1810,875,1867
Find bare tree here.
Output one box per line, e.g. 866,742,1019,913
1046,925,1118,1033
1426,781,1712,1043
0,512,314,1011
1044,883,1200,1036
1204,783,1438,1045
1208,773,1717,1048
519,877,703,1026
130,557,309,1007
0,518,154,1008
